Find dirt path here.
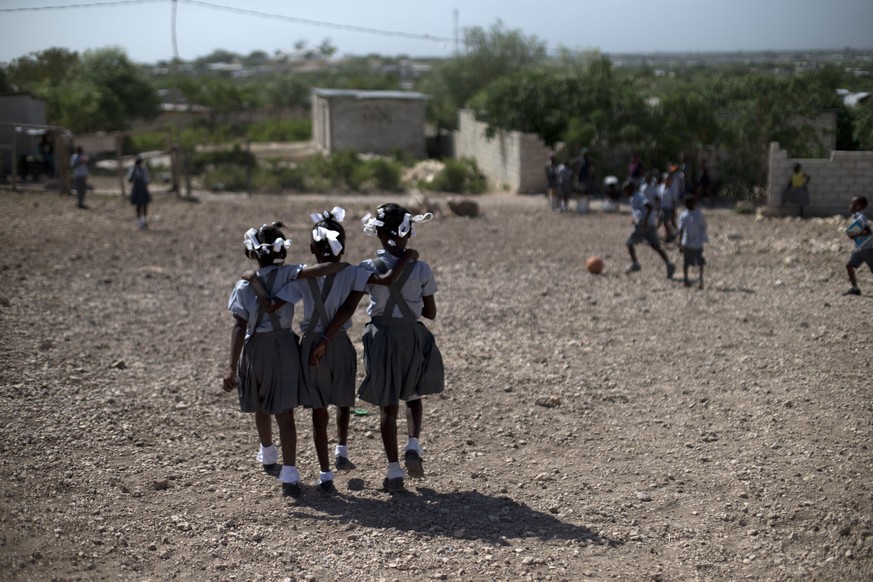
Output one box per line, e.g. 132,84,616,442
0,188,870,581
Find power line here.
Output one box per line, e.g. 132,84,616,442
1,0,454,44
179,0,452,44
0,0,164,12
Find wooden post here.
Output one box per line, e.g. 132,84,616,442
11,126,18,192
116,133,125,196
171,141,181,195
57,134,70,196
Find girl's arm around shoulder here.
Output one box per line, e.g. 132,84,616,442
238,273,288,313
367,248,419,286
297,261,349,279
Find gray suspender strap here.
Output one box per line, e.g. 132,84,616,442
305,273,337,334
255,269,281,332
382,263,416,319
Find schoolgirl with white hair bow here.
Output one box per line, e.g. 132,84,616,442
310,202,443,493
241,209,418,495
223,220,350,498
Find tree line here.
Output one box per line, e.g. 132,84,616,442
2,22,872,194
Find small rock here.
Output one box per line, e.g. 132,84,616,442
636,492,652,502
347,478,365,491
111,360,127,370
153,480,169,491
535,396,561,408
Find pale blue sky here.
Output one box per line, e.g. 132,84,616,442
1,0,871,65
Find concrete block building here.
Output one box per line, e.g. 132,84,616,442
312,89,428,158
767,142,873,216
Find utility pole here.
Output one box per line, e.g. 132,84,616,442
453,9,459,55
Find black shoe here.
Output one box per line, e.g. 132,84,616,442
282,482,302,498
316,479,337,494
262,463,281,477
335,455,356,471
77,204,88,209
843,287,861,296
382,477,404,492
404,450,425,478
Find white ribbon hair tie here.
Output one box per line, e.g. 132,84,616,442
310,206,346,224
397,212,434,238
362,211,433,238
243,227,292,260
312,226,343,257
361,213,384,236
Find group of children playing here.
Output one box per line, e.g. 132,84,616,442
223,203,443,497
624,164,709,288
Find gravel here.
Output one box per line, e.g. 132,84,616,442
0,187,871,581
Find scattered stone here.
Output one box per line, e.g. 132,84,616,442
535,396,561,408
636,492,653,502
153,480,169,491
111,360,127,370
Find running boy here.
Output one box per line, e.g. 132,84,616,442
844,196,873,296
677,196,709,289
625,180,676,278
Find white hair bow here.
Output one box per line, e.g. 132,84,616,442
362,211,433,238
361,213,384,236
312,226,343,257
243,227,291,261
310,206,346,224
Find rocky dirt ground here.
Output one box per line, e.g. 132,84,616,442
0,184,871,582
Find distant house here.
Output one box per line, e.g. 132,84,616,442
311,89,428,158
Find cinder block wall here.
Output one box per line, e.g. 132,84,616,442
327,98,426,158
768,142,873,216
454,110,550,194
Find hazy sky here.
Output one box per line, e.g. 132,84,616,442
1,0,871,65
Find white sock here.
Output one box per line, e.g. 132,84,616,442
405,437,422,455
386,462,404,480
278,465,300,483
319,470,335,482
335,444,349,458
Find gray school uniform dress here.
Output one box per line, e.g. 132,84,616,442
279,265,371,409
357,251,444,406
227,264,305,415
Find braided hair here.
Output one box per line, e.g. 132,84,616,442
243,221,290,266
311,210,346,259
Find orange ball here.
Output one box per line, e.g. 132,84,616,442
586,256,604,274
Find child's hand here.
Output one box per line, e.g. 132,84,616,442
222,367,237,392
242,270,257,281
309,340,328,367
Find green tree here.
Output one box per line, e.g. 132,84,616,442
5,47,158,132
419,21,547,130
5,47,79,91
73,48,161,131
852,99,873,150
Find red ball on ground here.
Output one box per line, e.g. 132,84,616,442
586,256,604,274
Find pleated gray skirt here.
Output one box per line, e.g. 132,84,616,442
237,328,302,414
358,317,445,406
299,331,357,409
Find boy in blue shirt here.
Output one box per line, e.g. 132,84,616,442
844,196,873,296
624,180,676,278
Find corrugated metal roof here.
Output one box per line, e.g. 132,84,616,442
313,88,428,100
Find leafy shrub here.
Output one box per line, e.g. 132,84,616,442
430,158,487,194
189,145,255,175
247,118,311,142
202,164,249,192
369,158,403,191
